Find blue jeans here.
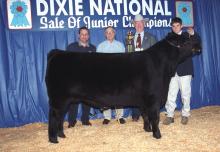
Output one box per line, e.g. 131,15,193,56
131,108,141,119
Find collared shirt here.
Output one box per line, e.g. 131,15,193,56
66,42,96,53
134,31,145,51
78,40,89,47
97,40,125,53
134,31,144,47
177,30,183,35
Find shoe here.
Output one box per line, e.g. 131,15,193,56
163,117,174,125
132,116,139,122
82,121,92,126
68,120,77,128
181,116,188,125
103,119,110,125
119,118,126,124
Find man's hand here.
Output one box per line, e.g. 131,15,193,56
187,27,195,35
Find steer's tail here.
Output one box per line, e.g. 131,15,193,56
47,49,61,60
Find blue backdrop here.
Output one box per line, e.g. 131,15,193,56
0,0,220,127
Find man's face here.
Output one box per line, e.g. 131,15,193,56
172,22,183,34
79,29,89,43
134,20,145,33
105,27,115,42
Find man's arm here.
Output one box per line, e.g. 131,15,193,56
66,42,77,52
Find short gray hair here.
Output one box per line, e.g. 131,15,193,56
105,26,115,33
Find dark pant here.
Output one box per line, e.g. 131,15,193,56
131,108,141,119
68,103,90,124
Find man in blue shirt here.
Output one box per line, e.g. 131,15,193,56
97,26,126,125
66,26,96,127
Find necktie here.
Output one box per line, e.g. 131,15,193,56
136,34,141,48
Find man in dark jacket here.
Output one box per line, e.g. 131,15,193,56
66,26,96,127
163,17,201,125
127,14,157,121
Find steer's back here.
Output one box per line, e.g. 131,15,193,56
45,49,151,107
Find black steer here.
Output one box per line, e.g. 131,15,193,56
45,36,201,143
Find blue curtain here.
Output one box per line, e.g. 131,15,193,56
191,0,220,108
0,0,220,127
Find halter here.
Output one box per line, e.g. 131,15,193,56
165,39,181,48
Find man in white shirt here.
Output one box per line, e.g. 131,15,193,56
97,26,126,125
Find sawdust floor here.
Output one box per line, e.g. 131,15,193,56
0,106,220,152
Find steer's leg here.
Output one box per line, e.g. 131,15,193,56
48,106,59,143
149,106,161,139
57,114,66,138
57,100,70,138
142,109,152,132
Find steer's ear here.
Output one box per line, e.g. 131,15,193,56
192,42,202,54
181,40,201,54
190,34,202,54
165,34,179,46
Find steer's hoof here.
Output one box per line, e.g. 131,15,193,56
144,126,152,132
49,137,59,143
57,132,66,138
153,132,161,139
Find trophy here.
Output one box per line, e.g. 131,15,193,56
126,30,134,53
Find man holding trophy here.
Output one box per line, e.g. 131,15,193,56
126,14,157,121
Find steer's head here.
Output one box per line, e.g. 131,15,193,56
162,33,201,78
165,33,201,64
166,33,201,51
181,38,201,53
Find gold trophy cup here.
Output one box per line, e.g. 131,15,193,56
126,31,134,53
